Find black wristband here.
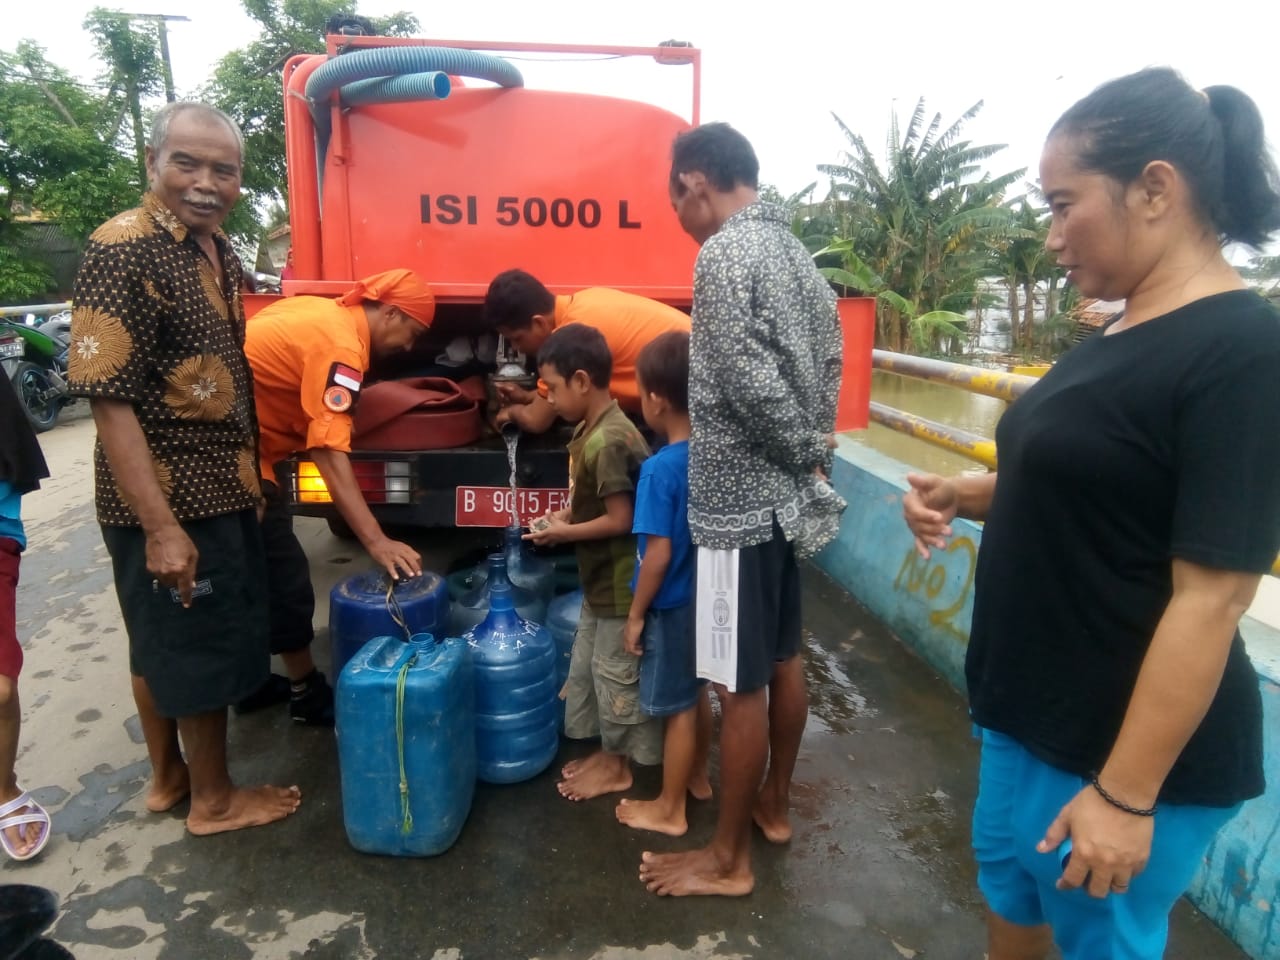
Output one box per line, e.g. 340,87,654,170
1089,774,1157,817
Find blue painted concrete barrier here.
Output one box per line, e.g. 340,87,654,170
815,439,1280,960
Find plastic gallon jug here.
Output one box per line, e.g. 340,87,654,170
546,589,583,732
336,633,475,856
449,556,548,636
464,554,559,784
501,525,555,608
329,571,449,677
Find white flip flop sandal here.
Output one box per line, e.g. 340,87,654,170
0,790,52,862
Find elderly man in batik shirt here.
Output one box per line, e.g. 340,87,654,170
69,101,300,836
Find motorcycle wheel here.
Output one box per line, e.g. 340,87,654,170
11,361,61,433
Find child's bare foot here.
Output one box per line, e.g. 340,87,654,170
616,797,687,836
146,764,191,813
689,773,713,802
561,752,610,779
752,789,792,844
187,785,301,836
557,755,631,801
639,848,754,897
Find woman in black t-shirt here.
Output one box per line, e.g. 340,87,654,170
904,68,1280,960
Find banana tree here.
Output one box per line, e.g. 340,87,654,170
814,237,968,355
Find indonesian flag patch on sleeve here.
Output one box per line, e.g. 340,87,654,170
323,362,363,413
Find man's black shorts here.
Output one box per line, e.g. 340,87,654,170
694,519,802,694
102,509,269,717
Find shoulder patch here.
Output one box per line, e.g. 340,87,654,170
327,362,363,392
323,385,354,413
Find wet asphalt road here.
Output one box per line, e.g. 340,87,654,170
3,410,1245,959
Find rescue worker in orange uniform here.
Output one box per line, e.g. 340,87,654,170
239,269,435,725
482,269,691,432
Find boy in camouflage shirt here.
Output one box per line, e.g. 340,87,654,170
524,324,663,800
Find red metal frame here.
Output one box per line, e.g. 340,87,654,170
321,36,701,125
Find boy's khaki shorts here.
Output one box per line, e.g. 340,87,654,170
562,600,663,766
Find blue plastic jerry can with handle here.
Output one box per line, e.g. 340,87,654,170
336,632,475,856
329,571,450,678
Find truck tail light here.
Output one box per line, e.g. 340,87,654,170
295,461,331,503
291,459,413,505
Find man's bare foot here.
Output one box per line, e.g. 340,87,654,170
638,848,754,897
616,797,687,836
689,773,713,802
752,791,793,844
146,765,191,813
561,751,611,780
186,785,301,836
557,756,631,801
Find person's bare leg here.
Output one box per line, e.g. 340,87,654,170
179,710,300,835
617,705,696,835
0,677,43,857
987,910,1053,960
279,649,314,684
754,654,806,843
638,684,764,896
131,674,189,812
689,686,713,801
557,751,631,801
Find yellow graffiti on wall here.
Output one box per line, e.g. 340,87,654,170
892,536,978,643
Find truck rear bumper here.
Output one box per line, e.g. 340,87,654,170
278,435,570,529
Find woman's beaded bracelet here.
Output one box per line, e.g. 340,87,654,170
1089,774,1157,817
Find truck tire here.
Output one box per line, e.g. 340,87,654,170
11,361,61,433
327,515,357,540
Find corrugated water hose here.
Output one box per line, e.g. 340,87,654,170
303,45,525,191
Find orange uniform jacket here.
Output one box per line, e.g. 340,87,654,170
551,289,690,411
244,297,371,482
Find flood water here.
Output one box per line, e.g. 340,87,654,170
849,370,1007,477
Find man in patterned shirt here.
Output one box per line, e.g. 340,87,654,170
69,102,300,835
639,123,845,897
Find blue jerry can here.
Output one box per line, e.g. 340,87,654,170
464,554,559,784
546,589,583,733
336,633,476,856
329,571,450,678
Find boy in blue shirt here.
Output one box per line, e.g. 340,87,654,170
617,330,713,836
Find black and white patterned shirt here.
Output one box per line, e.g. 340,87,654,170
688,201,845,556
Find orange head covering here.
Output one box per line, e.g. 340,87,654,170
336,269,435,327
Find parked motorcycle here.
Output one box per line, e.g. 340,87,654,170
0,311,73,432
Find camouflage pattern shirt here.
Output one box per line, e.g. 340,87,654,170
567,401,651,617
69,193,262,527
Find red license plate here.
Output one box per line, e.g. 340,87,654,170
455,486,570,527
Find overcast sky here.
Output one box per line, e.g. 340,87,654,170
12,0,1280,207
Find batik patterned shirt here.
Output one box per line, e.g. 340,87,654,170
69,193,262,526
688,201,845,556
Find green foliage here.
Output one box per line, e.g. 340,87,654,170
204,1,420,230
1245,255,1280,296
815,98,1025,354
0,240,54,305
84,8,166,184
0,41,141,300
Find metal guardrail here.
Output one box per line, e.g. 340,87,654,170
871,349,1038,402
868,349,1280,577
0,302,71,318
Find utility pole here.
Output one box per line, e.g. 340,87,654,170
119,12,190,102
